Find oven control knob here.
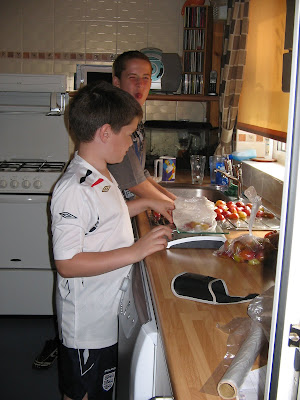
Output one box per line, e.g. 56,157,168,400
10,180,19,189
22,180,31,189
0,180,7,188
33,180,42,189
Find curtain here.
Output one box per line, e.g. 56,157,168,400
215,0,250,155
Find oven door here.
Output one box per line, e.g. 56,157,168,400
0,194,56,315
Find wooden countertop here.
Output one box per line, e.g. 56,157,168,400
136,172,276,400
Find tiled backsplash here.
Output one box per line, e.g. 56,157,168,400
236,129,266,157
0,0,184,91
1,0,209,157
242,162,283,213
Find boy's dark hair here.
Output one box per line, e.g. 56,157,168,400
113,50,152,79
69,81,143,143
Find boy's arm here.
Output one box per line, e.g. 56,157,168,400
126,197,174,222
55,225,172,278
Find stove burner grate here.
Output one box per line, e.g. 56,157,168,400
0,160,66,173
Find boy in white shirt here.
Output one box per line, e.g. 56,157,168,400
51,81,173,400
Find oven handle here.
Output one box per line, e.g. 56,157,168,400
0,194,50,204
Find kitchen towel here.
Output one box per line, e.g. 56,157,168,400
171,273,258,304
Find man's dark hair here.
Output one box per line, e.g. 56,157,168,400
113,50,152,79
69,81,143,143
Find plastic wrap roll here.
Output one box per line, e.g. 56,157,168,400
217,322,267,399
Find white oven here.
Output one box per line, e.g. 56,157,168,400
0,74,70,315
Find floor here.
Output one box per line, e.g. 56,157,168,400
0,316,62,400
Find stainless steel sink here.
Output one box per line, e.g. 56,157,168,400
160,184,281,231
165,185,229,203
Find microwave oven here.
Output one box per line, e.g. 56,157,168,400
74,64,113,89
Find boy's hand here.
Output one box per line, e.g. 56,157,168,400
133,225,173,259
149,199,175,224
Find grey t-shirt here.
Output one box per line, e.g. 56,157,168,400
108,122,150,194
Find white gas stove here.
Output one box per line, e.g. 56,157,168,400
0,160,67,193
0,74,70,315
0,73,69,195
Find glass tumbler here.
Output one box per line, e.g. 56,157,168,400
190,155,206,184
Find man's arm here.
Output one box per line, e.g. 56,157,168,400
146,176,177,200
128,179,173,201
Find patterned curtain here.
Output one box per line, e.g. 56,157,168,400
215,0,250,155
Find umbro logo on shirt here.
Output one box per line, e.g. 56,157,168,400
60,212,77,219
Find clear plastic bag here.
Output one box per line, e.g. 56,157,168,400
214,186,276,264
247,286,274,341
213,233,275,265
173,196,217,233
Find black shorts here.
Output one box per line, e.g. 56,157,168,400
59,342,117,400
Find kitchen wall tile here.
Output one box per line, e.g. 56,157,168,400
53,60,77,74
145,100,177,121
0,20,22,52
147,23,180,52
85,0,118,21
54,21,86,52
23,0,54,22
176,102,206,122
148,0,180,23
250,167,263,196
262,174,283,208
0,3,23,51
54,0,87,21
51,66,76,90
86,21,118,53
116,22,148,53
0,58,22,74
23,19,54,52
241,162,252,188
22,60,54,74
117,0,149,22
146,129,178,159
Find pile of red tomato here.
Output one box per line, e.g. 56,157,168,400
214,200,274,221
214,199,252,221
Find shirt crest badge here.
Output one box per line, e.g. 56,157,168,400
102,369,115,392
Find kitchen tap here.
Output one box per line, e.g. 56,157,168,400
214,163,243,199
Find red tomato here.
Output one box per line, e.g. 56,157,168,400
236,206,245,212
245,203,253,209
228,212,239,220
256,210,264,218
228,205,238,213
218,204,228,211
239,249,256,260
215,207,223,215
264,230,278,238
243,208,251,217
153,212,161,222
236,201,245,207
216,213,225,221
226,201,235,207
262,212,275,219
223,210,232,219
